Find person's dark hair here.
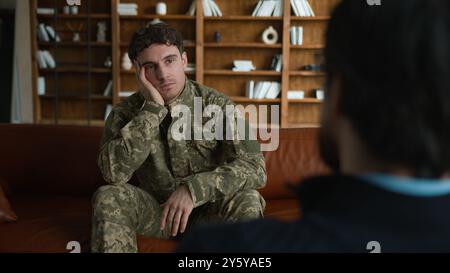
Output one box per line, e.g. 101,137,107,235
325,0,450,178
128,23,184,61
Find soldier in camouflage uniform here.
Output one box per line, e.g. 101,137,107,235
91,23,267,253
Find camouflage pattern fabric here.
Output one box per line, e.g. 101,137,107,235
92,79,266,253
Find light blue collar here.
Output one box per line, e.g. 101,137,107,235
362,173,450,197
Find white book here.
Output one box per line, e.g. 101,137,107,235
233,60,254,66
299,0,310,16
252,0,263,16
246,80,255,98
37,51,47,69
297,26,303,45
257,82,272,99
289,27,296,45
103,80,113,96
290,0,300,16
304,0,315,16
38,24,50,42
203,0,213,16
265,82,281,99
43,50,56,68
37,8,55,15
273,0,283,16
45,25,56,41
38,77,46,95
104,104,113,120
287,90,305,99
187,1,196,15
275,55,283,72
253,82,263,99
209,0,223,16
118,3,138,8
118,10,138,15
119,91,135,97
258,0,276,16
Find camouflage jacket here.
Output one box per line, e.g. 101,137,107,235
98,79,267,207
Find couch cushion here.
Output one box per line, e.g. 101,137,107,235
0,195,91,253
0,124,105,195
0,181,17,223
260,128,329,200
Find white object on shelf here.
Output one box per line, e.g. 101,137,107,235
156,2,167,15
38,77,46,95
119,91,135,97
316,89,325,100
288,90,305,99
103,80,113,96
37,8,55,15
121,53,133,70
105,104,113,120
262,26,278,45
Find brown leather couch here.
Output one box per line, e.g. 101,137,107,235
0,124,328,253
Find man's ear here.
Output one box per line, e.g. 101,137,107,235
181,51,188,69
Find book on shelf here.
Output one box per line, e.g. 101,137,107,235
104,104,113,120
246,81,281,99
289,26,303,45
291,0,315,17
185,64,196,72
187,0,222,16
270,54,282,72
103,80,113,97
119,91,135,97
118,3,138,16
233,60,256,72
36,8,55,15
37,50,56,69
37,77,46,95
252,0,283,17
287,90,305,99
38,23,60,43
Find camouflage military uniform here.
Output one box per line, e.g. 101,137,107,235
91,79,266,253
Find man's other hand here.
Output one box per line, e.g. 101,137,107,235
160,185,194,237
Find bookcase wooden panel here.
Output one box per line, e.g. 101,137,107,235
31,0,340,128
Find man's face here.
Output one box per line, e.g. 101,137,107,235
136,43,188,103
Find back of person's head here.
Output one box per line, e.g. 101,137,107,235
324,0,450,178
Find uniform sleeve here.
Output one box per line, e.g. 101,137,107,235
183,107,267,207
97,101,168,185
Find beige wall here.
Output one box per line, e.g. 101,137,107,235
11,0,33,123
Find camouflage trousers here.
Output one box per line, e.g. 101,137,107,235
91,183,265,253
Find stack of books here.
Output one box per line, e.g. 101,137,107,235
291,0,315,17
187,0,222,16
270,54,283,72
118,3,138,16
36,50,56,69
246,81,281,99
37,23,60,42
289,26,303,45
287,90,305,99
233,60,256,72
252,0,283,17
36,8,55,15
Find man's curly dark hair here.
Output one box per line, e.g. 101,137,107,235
128,23,184,61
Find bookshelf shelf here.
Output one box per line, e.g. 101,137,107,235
205,70,281,76
205,43,282,48
230,97,281,103
290,71,326,76
31,0,340,127
204,16,282,21
288,98,323,104
38,14,111,19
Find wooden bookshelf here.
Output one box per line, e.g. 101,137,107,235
30,0,340,127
